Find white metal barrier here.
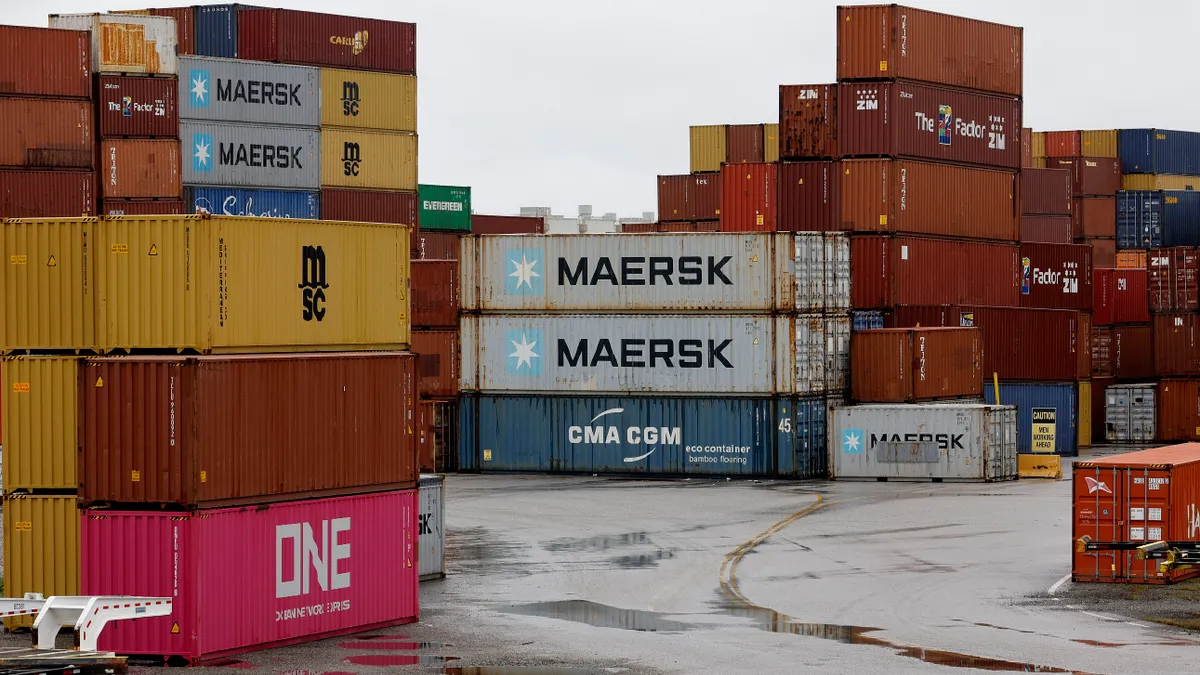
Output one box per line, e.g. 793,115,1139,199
0,594,172,652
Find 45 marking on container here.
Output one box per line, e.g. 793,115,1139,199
778,416,794,434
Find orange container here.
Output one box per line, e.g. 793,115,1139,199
850,327,982,403
1045,131,1081,158
1159,380,1200,442
1117,251,1147,269
98,139,182,199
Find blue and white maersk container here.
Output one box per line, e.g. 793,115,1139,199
1116,190,1200,249
181,121,319,190
179,56,320,127
983,382,1079,457
185,187,319,219
1118,129,1200,176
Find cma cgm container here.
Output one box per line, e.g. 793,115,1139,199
418,185,471,232
0,170,95,218
321,129,416,191
984,382,1080,456
850,327,982,403
839,159,1018,240
96,75,178,137
3,495,79,630
321,69,416,132
411,230,459,260
1019,243,1093,311
1075,197,1116,239
720,163,776,231
412,329,458,398
177,56,320,127
1048,157,1122,197
1020,169,1072,216
470,214,544,235
1154,314,1200,376
181,121,319,189
1159,381,1200,442
836,5,1022,96
237,9,416,74
778,161,839,233
779,84,837,160
99,139,182,199
0,25,91,99
849,236,1019,310
1020,216,1072,245
186,186,319,219
0,98,93,169
1118,129,1200,175
83,490,419,664
831,404,1018,482
49,13,179,75
79,353,417,508
1093,268,1150,325
837,82,1021,170
101,199,186,216
2,356,80,492
322,188,416,226
1117,191,1200,249
411,260,458,328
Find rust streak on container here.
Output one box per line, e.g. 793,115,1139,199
0,170,95,218
1092,326,1113,378
0,26,91,99
850,327,982,403
1020,216,1072,244
411,260,458,328
321,188,416,226
96,75,179,138
412,329,458,399
1148,248,1199,314
1021,128,1033,168
778,161,839,232
0,99,93,169
98,139,182,199
471,214,544,235
780,84,837,160
850,236,1019,310
720,162,776,232
1020,168,1072,216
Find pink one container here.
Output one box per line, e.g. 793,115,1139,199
82,490,418,664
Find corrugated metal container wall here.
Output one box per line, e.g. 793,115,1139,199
725,124,764,164
764,123,779,163
97,75,179,137
84,491,419,663
688,172,721,222
1031,132,1046,158
1019,243,1093,311
720,163,776,231
418,184,470,232
322,188,416,226
788,313,851,396
1104,382,1154,443
80,353,417,508
1158,380,1200,442
412,329,458,398
776,396,830,478
1020,216,1072,244
0,98,93,169
783,233,851,313
470,214,544,235
0,171,95,218
1048,157,1122,197
849,236,1019,310
836,5,1022,96
1092,268,1150,325
1021,127,1033,168
1112,325,1154,380
779,84,837,160
1123,174,1200,191
1154,314,1200,376
195,4,238,58
689,125,726,173
1117,251,1147,269
2,356,79,492
1079,380,1093,448
837,82,1022,170
1074,197,1116,239
1081,130,1118,158
1117,191,1200,249
1020,169,1072,216
3,495,79,630
411,260,458,328
101,199,186,216
411,230,459,260
1089,238,1117,269
838,159,1018,240
320,69,416,132
0,218,95,352
657,174,689,222
320,129,416,191
1092,377,1115,444
180,121,319,189
150,7,195,55
1092,326,1112,377
984,383,1078,456
778,161,839,233
99,139,182,198
1044,131,1080,158
186,186,319,219
48,13,179,75
653,222,687,232
177,57,320,127
0,26,91,99
237,9,417,74
850,328,983,403
418,475,445,581
1119,129,1200,175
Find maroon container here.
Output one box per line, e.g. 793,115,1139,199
850,236,1019,310
471,214,544,235
1020,216,1072,244
321,188,416,226
837,81,1022,170
1021,128,1034,168
1093,268,1150,325
780,84,837,160
726,124,764,164
0,170,95,218
1088,238,1117,269
850,327,983,403
688,172,721,222
0,26,91,99
1154,314,1200,376
657,174,689,222
0,98,93,169
621,222,656,233
411,329,458,399
1159,380,1200,442
1020,168,1072,216
657,222,696,232
1148,248,1200,314
1044,132,1080,158
96,75,179,138
695,221,720,232
1112,325,1154,380
237,9,416,74
778,161,839,233
1019,243,1093,310
720,163,776,232
100,199,186,216
99,139,182,199
1073,197,1116,238
411,260,458,328
149,7,195,55
1048,157,1122,197
410,230,459,260
1092,326,1113,378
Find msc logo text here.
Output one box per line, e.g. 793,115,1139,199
299,245,329,321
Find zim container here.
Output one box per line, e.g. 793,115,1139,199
0,25,91,99
322,188,416,226
1092,268,1150,325
720,162,776,232
411,260,458,328
321,69,415,132
1047,157,1122,197
49,13,179,75
1020,216,1072,245
1020,168,1072,216
178,56,320,127
186,187,319,219
0,170,95,218
2,356,80,493
99,139,182,199
83,490,419,664
412,330,458,398
181,121,319,189
237,9,416,74
1147,247,1199,313
96,75,179,138
1158,381,1200,442
0,98,93,169
418,184,471,232
470,214,544,235
849,236,1019,310
1154,314,1200,376
984,382,1080,456
1019,242,1093,311
321,129,416,191
3,495,79,630
777,161,839,233
850,327,982,403
779,84,837,160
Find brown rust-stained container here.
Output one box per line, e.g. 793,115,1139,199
1019,242,1093,311
410,230,459,261
95,75,178,138
100,199,185,216
1154,314,1200,376
0,26,91,99
0,98,93,169
98,139,182,199
779,84,837,160
1158,382,1200,442
1073,197,1116,238
0,170,95,218
621,222,657,233
1020,216,1072,244
850,327,983,403
657,174,689,222
1020,169,1072,216
471,214,544,235
237,9,416,74
720,163,776,232
78,352,418,508
688,172,721,222
850,236,1019,310
1021,128,1033,168
778,161,839,233
1048,157,1122,197
1112,324,1154,380
1148,248,1199,314
321,188,416,226
412,329,458,399
411,260,458,328
1092,326,1113,377
726,124,764,164
836,5,1022,96
1044,131,1080,158
839,159,1018,240
657,222,696,233
150,7,195,55
1088,238,1117,269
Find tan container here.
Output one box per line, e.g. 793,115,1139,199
320,69,416,132
0,218,95,352
2,356,79,492
3,495,79,630
1032,156,1047,169
1122,174,1200,191
1031,132,1046,159
689,125,726,173
1080,130,1118,158
321,129,417,190
763,123,780,163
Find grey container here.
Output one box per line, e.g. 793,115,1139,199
181,121,319,189
418,474,445,581
831,404,1018,482
1105,384,1156,443
179,56,320,126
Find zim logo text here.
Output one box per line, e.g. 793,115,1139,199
299,245,329,321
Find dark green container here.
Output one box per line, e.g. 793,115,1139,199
418,184,471,232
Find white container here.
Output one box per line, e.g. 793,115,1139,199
49,13,179,76
179,56,320,127
784,313,850,396
831,404,1018,482
418,474,445,581
779,232,851,313
180,121,320,189
1105,384,1156,443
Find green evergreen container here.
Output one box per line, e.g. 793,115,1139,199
418,184,471,232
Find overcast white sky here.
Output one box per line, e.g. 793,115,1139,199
5,1,1199,217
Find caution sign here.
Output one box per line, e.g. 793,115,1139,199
46,255,57,267
171,622,180,634
1032,407,1057,454
148,244,159,256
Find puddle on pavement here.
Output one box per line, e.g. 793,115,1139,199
609,549,677,569
339,640,449,650
344,654,461,667
443,669,607,674
502,600,693,632
543,532,652,552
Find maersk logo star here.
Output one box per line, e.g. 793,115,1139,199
190,70,210,107
509,332,539,370
504,329,544,376
505,248,544,295
842,429,864,454
192,134,213,173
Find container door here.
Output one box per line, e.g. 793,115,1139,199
1072,465,1124,580
1132,386,1156,442
1122,467,1172,582
775,397,828,479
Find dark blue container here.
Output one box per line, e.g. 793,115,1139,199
195,5,238,58
1118,129,1200,176
458,395,479,473
1116,190,1200,249
185,187,319,219
983,382,1078,456
852,311,885,331
776,397,829,478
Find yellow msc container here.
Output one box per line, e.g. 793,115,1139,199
0,218,95,352
1122,174,1200,191
321,129,417,190
4,495,80,630
1031,132,1046,159
764,123,779,163
2,356,79,492
1078,380,1092,449
92,215,410,352
1080,130,1118,158
321,69,416,133
689,125,727,173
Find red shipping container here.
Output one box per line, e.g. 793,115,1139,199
657,222,696,233
0,170,94,218
726,124,764,164
471,214,544,235
79,353,418,508
1020,168,1072,216
1088,238,1117,269
1048,157,1122,197
1045,131,1081,158
1159,381,1200,442
151,7,195,55
98,139,182,199
777,161,839,233
0,26,91,99
837,82,1022,170
779,84,837,160
688,172,721,222
411,260,459,328
1021,128,1034,169
1148,248,1200,314
720,162,776,232
412,329,458,398
850,236,1019,310
1020,216,1072,244
836,5,1022,96
657,174,689,222
83,490,419,663
1093,268,1150,325
1019,242,1093,310
1149,251,1172,313
621,222,657,233
1112,325,1155,380
850,327,983,402
1092,326,1113,378
238,9,416,74
695,221,720,232
840,159,1018,240
0,98,93,169
101,199,186,216
1073,197,1116,238
410,230,459,260
322,188,416,226
416,399,434,473
1154,314,1200,376
96,75,179,138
